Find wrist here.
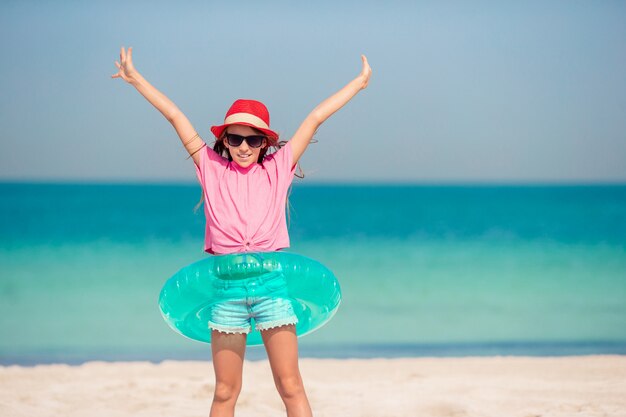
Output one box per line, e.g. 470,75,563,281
356,74,369,90
348,76,364,92
128,71,144,86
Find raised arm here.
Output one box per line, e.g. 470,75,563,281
289,55,372,165
111,47,206,166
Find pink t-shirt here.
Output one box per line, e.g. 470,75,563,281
194,143,296,254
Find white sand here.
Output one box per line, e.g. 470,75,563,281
1,356,625,417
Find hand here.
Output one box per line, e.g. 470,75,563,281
111,46,138,83
357,54,372,90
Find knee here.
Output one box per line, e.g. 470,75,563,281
213,381,241,404
275,374,306,400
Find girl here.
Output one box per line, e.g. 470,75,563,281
112,46,371,417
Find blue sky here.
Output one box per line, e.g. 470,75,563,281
1,1,625,183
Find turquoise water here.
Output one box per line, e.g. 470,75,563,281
1,183,625,363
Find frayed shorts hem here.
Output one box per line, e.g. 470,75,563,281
208,322,251,335
208,317,299,335
255,316,299,332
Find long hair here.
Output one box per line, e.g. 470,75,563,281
193,129,305,221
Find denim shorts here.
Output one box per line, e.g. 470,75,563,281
208,269,299,335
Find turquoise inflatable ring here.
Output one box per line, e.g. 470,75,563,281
158,252,342,345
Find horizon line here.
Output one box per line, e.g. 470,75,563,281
1,179,626,187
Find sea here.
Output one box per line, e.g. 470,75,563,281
1,182,625,365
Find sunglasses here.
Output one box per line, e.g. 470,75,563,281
224,133,267,148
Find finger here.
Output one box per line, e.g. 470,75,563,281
120,46,126,64
128,46,133,62
112,60,122,78
361,55,370,70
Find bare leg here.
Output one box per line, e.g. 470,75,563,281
262,325,313,417
209,330,247,417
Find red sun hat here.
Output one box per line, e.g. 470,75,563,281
211,99,279,142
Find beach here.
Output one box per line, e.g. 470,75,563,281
1,356,625,417
2,184,625,416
